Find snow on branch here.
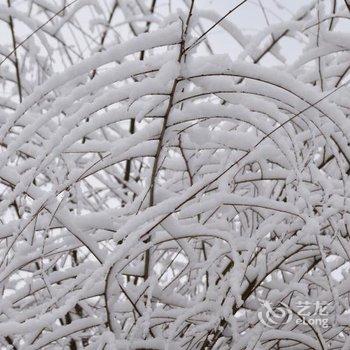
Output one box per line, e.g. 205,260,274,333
0,0,350,349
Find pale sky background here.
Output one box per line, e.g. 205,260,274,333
0,0,326,77
199,0,310,64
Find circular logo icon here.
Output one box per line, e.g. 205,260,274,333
258,299,293,328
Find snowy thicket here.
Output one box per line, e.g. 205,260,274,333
1,0,350,349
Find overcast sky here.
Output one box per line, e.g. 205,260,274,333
185,0,311,66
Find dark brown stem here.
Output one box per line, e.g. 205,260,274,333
7,0,22,103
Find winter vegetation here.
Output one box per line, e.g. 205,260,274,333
2,0,350,348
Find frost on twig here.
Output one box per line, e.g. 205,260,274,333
1,0,350,349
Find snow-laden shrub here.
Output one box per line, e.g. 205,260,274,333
1,0,350,348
